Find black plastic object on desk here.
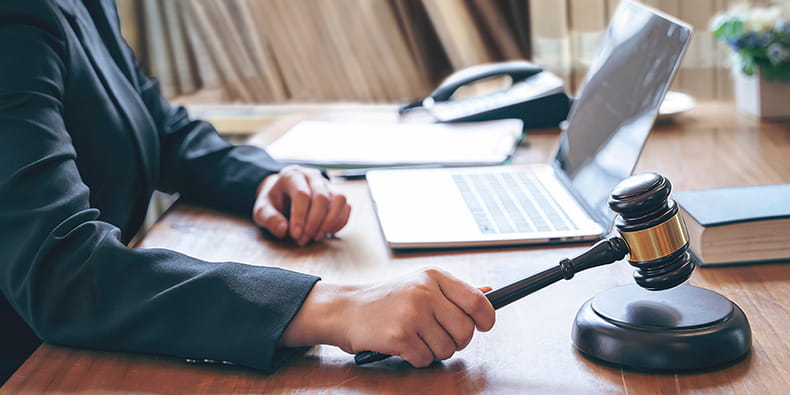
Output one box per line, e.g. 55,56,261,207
398,61,572,130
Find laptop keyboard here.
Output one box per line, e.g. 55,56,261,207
453,172,580,234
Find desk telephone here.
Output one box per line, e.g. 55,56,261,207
400,61,572,129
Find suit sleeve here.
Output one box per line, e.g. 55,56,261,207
105,0,285,217
144,78,285,216
130,43,283,216
0,14,318,372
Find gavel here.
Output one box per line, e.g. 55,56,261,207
355,172,697,366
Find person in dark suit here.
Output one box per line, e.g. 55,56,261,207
0,0,495,382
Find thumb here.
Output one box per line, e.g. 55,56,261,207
254,202,289,239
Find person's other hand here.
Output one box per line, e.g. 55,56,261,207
280,268,496,368
253,165,351,246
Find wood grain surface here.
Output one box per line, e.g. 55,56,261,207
3,102,789,394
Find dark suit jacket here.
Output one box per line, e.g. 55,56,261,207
0,0,319,371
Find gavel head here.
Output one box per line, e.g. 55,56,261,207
608,173,695,291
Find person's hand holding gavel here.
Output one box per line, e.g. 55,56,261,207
355,172,696,365
279,268,496,368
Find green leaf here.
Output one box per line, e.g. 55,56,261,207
713,19,743,42
711,19,728,39
742,58,755,76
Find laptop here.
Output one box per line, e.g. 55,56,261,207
365,1,692,250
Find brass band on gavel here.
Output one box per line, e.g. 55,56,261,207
617,211,689,263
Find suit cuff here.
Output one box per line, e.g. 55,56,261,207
222,266,320,372
209,145,286,217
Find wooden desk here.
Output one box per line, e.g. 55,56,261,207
3,102,789,394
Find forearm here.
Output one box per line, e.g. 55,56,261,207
279,282,358,350
156,110,285,216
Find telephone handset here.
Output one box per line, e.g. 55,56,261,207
400,61,572,129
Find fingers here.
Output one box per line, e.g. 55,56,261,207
328,269,492,368
253,203,289,238
383,312,453,367
253,175,289,238
301,175,331,244
257,166,351,245
430,269,496,332
302,176,351,243
432,298,476,352
318,193,351,235
395,333,435,368
286,168,351,245
403,271,492,365
280,168,312,243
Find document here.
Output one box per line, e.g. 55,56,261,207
265,119,523,168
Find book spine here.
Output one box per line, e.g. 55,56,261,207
421,0,494,69
529,0,573,89
161,0,196,95
678,0,718,100
569,0,608,93
176,0,223,98
140,0,176,98
714,0,740,99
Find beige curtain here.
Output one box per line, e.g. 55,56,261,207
531,0,741,99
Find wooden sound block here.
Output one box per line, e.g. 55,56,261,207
572,284,751,372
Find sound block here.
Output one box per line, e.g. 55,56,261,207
572,284,751,371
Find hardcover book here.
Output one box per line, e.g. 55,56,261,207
674,184,790,266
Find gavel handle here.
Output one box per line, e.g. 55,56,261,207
354,237,628,366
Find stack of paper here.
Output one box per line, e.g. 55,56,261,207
265,119,524,168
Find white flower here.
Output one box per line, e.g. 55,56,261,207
709,13,729,31
744,6,783,32
730,3,752,15
767,43,789,64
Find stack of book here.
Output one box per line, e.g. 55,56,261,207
119,0,737,103
118,0,532,103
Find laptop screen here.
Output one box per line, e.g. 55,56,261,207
553,1,692,225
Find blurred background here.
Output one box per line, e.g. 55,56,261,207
117,0,765,105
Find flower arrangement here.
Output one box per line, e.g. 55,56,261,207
711,1,790,81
